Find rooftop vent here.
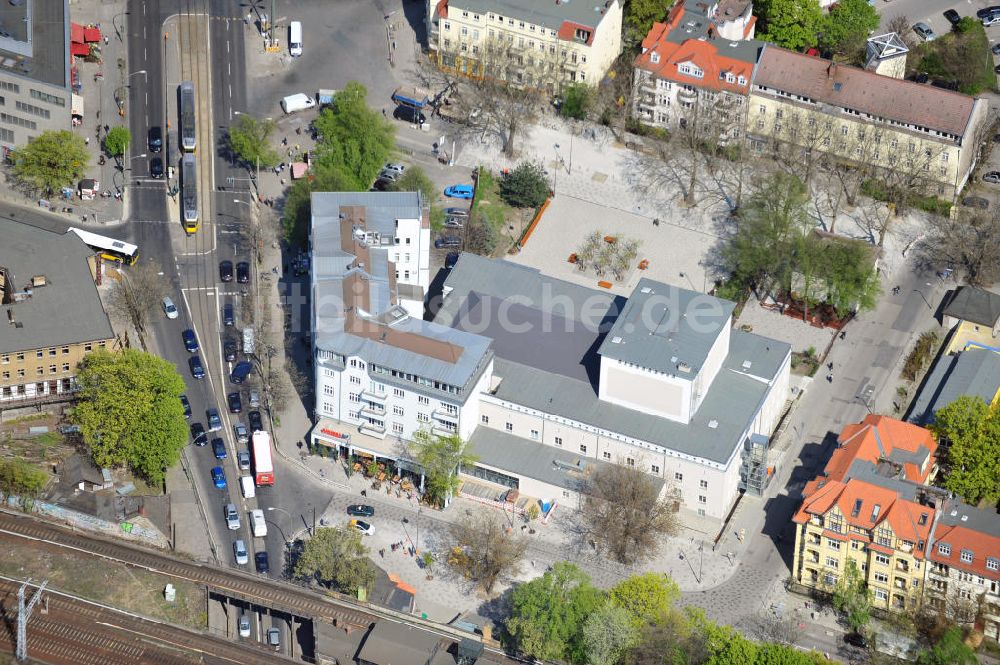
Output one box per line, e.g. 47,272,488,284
31,275,47,287
741,360,752,369
640,286,652,293
611,336,623,344
708,419,718,429
670,355,678,363
678,362,691,373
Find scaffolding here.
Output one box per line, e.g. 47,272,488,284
740,433,772,496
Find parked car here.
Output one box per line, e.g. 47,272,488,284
349,519,375,535
943,9,961,25
180,394,192,419
347,504,375,517
371,177,393,191
984,171,1000,184
233,421,249,445
219,260,234,282
223,303,235,326
844,632,868,649
444,184,474,199
248,410,264,432
238,613,251,638
993,43,1000,55
444,217,465,228
383,162,406,175
237,449,251,470
228,391,243,414
984,10,1000,25
189,355,205,379
236,262,250,284
190,422,207,446
248,390,260,408
444,207,468,217
378,169,400,181
962,196,989,209
206,408,222,432
224,337,238,362
267,627,280,650
445,252,460,270
977,6,1000,18
912,22,936,41
255,551,270,573
393,106,425,124
231,360,253,384
162,296,179,320
434,236,462,249
149,157,164,179
211,466,227,489
147,126,163,153
182,329,199,352
913,71,929,84
225,503,241,530
212,437,227,459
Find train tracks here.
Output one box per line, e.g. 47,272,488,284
0,510,375,630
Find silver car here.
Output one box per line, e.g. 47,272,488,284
225,503,241,531
233,539,249,565
912,22,936,41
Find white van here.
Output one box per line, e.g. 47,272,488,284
289,21,303,57
240,475,256,499
249,508,267,538
281,93,315,115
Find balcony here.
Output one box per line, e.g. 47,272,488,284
677,86,698,103
895,561,910,574
359,422,386,438
432,408,459,422
432,424,458,437
361,388,386,402
361,403,385,417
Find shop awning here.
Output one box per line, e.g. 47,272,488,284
71,43,89,57
70,22,85,44
71,94,84,117
83,27,102,43
291,162,308,179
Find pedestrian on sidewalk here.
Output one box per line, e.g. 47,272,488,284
826,374,833,383
85,137,90,145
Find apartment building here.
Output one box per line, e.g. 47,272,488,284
427,0,623,90
0,1,73,155
0,219,115,404
748,44,989,200
792,416,941,612
309,192,493,458
926,500,1000,641
633,0,761,137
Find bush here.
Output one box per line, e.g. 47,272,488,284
902,331,939,381
861,179,952,217
560,83,592,120
0,459,49,498
499,162,550,208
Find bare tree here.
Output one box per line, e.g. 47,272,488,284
106,261,168,350
916,206,1000,285
448,508,527,593
850,197,894,248
886,16,912,46
582,463,678,565
742,612,803,646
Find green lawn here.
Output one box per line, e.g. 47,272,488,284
910,20,995,95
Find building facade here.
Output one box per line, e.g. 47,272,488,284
0,220,115,404
747,44,989,200
0,1,73,155
427,0,623,90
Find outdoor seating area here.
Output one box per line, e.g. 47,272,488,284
348,456,420,499
572,231,642,282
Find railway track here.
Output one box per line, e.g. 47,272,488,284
0,510,375,629
0,577,281,665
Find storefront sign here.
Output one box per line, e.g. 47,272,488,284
320,427,351,442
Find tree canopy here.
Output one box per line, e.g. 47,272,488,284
12,130,89,195
560,83,593,120
312,82,395,190
448,509,526,593
0,459,49,499
932,396,1000,505
624,0,677,44
106,262,169,350
227,114,280,169
293,526,375,594
411,429,477,507
916,626,978,665
831,559,872,634
103,126,131,158
820,0,880,59
499,161,551,209
609,573,680,627
581,605,639,665
755,0,824,51
72,349,188,484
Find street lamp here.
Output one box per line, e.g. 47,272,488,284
267,506,292,543
552,143,560,194
913,288,932,311
113,11,129,42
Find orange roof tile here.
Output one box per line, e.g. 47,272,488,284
931,522,1000,580
827,415,937,484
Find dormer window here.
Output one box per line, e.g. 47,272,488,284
938,542,951,556
737,75,746,85
650,51,660,64
574,28,591,42
960,549,973,564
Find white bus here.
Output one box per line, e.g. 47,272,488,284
67,227,139,265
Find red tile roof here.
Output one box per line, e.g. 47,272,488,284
931,519,1000,580
634,23,755,94
753,44,978,138
557,21,595,46
827,415,937,484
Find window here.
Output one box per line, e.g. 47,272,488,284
841,125,849,135
675,472,683,481
36,350,43,359
941,152,949,162
35,367,43,377
562,490,570,498
0,81,19,93
530,429,539,440
417,395,429,405
698,495,707,503
15,101,50,119
828,540,841,551
393,388,405,398
392,423,404,434
873,588,887,601
460,27,468,36
873,572,888,584
960,550,973,564
443,22,450,30
875,553,890,566
987,558,999,571
1,371,7,380
699,479,708,489
758,105,766,114
349,375,361,385
826,557,839,568
505,422,513,432
323,385,334,396
17,369,24,378
481,414,489,424
30,89,65,106
348,392,360,402
417,412,429,422
15,353,23,361
602,451,611,460
651,464,660,473
554,436,563,447
49,365,57,374
392,406,404,416
0,355,7,364
61,364,69,372
0,113,36,130
938,543,951,556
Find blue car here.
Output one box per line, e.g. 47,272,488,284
211,466,227,489
444,184,474,199
230,360,253,384
189,355,205,379
182,329,198,353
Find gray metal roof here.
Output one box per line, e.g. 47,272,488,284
311,190,424,237
0,220,114,355
469,425,665,494
935,497,1000,535
448,0,619,33
0,0,70,89
907,348,1000,426
598,278,736,377
942,286,1000,327
356,622,445,665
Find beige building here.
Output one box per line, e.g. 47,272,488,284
426,0,623,91
748,43,989,200
0,220,115,405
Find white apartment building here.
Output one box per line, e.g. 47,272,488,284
427,0,623,90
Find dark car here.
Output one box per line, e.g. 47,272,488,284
228,391,243,414
913,72,929,84
255,551,270,574
977,5,1000,19
248,410,264,432
844,632,868,649
190,422,208,446
236,262,250,284
219,260,234,282
347,504,375,517
180,394,192,419
434,236,462,249
223,303,235,326
445,252,460,269
149,157,164,179
189,355,205,379
212,437,227,459
211,466,227,489
231,360,253,384
147,126,163,153
206,408,222,432
224,337,238,362
182,329,199,353
943,9,961,25
393,106,426,124
962,196,989,209
371,177,393,191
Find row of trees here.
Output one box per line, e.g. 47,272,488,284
756,0,880,57
9,127,133,196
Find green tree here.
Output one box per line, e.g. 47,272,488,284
282,160,357,247
0,459,49,498
499,161,551,209
72,349,188,485
388,166,436,201
816,235,881,317
756,0,824,51
831,559,871,634
12,130,89,195
312,82,395,189
820,0,880,58
561,83,593,120
916,626,978,665
506,562,606,662
624,0,676,43
226,114,280,169
581,605,639,665
103,126,131,158
609,573,680,627
293,526,375,594
411,429,477,507
932,396,1000,505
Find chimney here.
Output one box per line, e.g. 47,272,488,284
827,62,838,78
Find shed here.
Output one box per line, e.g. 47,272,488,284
60,455,113,492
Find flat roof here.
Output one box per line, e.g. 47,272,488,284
449,0,617,32
0,219,114,355
907,348,1000,425
0,0,70,89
